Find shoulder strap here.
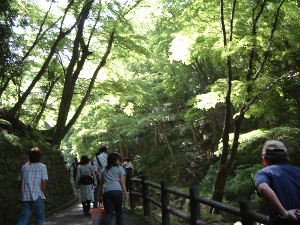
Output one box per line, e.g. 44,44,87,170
96,155,102,170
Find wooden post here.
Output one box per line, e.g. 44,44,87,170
128,174,135,210
141,175,150,216
240,202,255,225
161,181,170,225
189,187,201,225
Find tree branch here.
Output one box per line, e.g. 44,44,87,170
247,0,268,81
229,0,237,41
22,0,55,61
243,72,300,115
253,0,286,80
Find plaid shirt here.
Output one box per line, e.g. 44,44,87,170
19,162,48,201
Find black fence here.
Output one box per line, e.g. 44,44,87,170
128,176,269,225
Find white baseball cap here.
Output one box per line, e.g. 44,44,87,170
262,140,287,155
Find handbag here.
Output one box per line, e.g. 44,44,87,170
79,175,94,185
90,207,105,225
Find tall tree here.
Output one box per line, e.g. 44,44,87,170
211,0,296,203
0,0,20,98
9,0,79,116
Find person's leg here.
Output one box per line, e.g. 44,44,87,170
86,200,91,215
125,174,129,191
103,192,115,225
111,191,123,225
93,186,99,208
73,169,76,183
32,197,45,225
82,201,87,214
17,201,32,225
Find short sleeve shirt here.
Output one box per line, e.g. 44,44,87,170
76,164,97,186
94,153,108,173
102,166,126,193
254,164,300,224
19,162,48,201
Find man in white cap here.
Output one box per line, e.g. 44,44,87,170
254,140,300,225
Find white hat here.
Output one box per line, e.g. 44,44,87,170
262,140,287,154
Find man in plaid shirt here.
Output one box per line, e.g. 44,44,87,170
17,147,48,225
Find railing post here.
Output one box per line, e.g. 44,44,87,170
161,181,170,225
141,175,150,216
128,174,135,210
190,187,201,225
240,202,255,225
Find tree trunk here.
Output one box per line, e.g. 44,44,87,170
211,0,235,203
212,164,229,203
154,126,159,147
157,122,174,158
0,78,10,99
52,0,94,147
190,125,198,142
32,77,58,128
212,113,244,203
119,142,124,159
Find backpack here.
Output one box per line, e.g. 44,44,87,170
79,175,94,185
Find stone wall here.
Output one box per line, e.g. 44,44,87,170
0,130,74,225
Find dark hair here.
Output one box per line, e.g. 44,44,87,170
80,156,89,165
124,158,131,162
28,147,41,163
99,146,107,153
263,152,288,165
106,152,120,170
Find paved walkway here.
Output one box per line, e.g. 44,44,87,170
44,202,152,225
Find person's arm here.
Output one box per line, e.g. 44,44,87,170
76,166,80,188
41,165,48,194
120,175,129,201
41,180,47,193
18,166,24,193
18,180,22,193
257,183,298,221
99,173,104,203
91,165,97,186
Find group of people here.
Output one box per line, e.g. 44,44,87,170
16,140,300,225
74,146,134,225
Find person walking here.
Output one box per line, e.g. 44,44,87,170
100,152,128,225
92,151,101,208
254,140,300,225
94,146,108,172
71,158,79,183
122,158,134,191
17,147,48,225
76,155,97,216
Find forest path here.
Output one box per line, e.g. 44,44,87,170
44,202,153,225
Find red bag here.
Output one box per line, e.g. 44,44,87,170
90,207,105,225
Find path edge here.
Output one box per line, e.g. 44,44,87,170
123,207,161,225
46,195,79,218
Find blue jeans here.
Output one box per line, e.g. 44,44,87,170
17,197,45,225
103,190,123,225
93,186,99,207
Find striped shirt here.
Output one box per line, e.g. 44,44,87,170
18,162,48,201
